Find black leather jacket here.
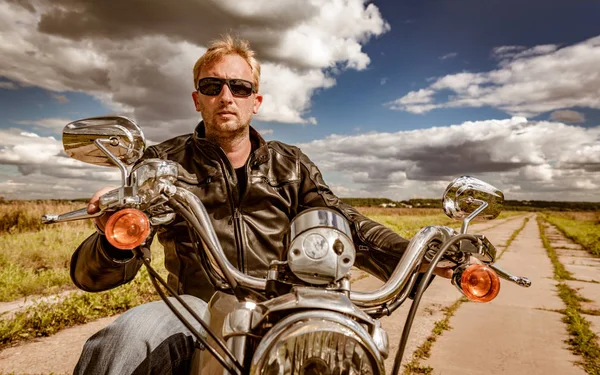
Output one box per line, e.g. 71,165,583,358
71,122,409,301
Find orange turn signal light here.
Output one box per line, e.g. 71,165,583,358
105,208,150,250
460,264,500,302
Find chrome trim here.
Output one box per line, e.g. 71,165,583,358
131,159,178,189
350,225,456,307
250,310,384,374
95,138,129,183
222,301,260,371
372,320,389,359
460,199,488,234
254,287,376,328
290,208,352,240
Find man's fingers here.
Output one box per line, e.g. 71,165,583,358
87,186,117,214
433,267,454,279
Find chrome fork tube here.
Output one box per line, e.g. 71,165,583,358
350,226,455,307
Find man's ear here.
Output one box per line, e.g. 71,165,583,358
192,91,202,112
253,94,263,114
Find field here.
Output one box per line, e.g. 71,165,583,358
541,211,600,257
0,201,556,352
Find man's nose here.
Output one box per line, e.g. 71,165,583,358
219,83,234,103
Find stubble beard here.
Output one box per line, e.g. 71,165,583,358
204,113,251,146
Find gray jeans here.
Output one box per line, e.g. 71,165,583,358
73,295,209,375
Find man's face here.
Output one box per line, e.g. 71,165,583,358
192,54,263,136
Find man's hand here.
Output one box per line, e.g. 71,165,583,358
419,262,454,278
419,255,484,279
87,186,118,233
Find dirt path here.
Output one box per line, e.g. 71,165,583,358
0,214,552,375
0,290,78,320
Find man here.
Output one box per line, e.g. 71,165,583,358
72,35,422,374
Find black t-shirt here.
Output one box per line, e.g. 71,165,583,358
235,166,247,200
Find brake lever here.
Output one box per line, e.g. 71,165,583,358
42,208,103,224
459,234,496,263
489,264,531,287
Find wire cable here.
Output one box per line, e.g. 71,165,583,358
139,254,244,374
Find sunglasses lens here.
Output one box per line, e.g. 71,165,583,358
198,78,254,97
198,78,224,96
229,79,253,97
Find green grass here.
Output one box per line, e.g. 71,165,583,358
543,213,600,258
0,227,92,301
0,267,161,350
537,216,574,281
538,216,600,374
0,200,92,234
0,246,166,350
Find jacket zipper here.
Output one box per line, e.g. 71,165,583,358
216,147,257,274
232,208,244,272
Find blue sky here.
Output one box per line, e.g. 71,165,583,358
1,0,600,201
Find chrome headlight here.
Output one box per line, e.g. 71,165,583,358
250,311,384,375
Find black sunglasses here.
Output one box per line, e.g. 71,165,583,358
197,77,255,97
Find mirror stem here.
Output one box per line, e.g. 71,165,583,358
95,138,129,185
460,199,488,234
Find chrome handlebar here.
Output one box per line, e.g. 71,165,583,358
350,226,455,307
175,186,456,307
41,182,457,309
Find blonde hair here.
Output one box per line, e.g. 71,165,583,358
193,34,261,92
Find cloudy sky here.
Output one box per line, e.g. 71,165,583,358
1,0,599,202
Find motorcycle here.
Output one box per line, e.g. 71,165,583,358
43,116,531,375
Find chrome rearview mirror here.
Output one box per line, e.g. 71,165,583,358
63,116,146,185
442,176,504,233
63,116,146,168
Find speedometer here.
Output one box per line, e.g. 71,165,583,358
303,233,329,259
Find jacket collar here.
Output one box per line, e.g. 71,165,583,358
192,121,269,166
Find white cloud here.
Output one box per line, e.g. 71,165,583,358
0,0,389,141
16,117,73,131
388,36,600,117
550,109,585,123
439,52,458,60
0,128,120,183
3,118,600,201
258,128,274,136
297,117,600,201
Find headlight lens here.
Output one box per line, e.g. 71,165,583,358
251,311,383,375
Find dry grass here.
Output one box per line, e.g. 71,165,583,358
546,211,600,222
357,207,442,216
542,212,600,258
0,200,92,234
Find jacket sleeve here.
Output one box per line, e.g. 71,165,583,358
70,233,143,292
297,151,409,281
70,146,159,292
